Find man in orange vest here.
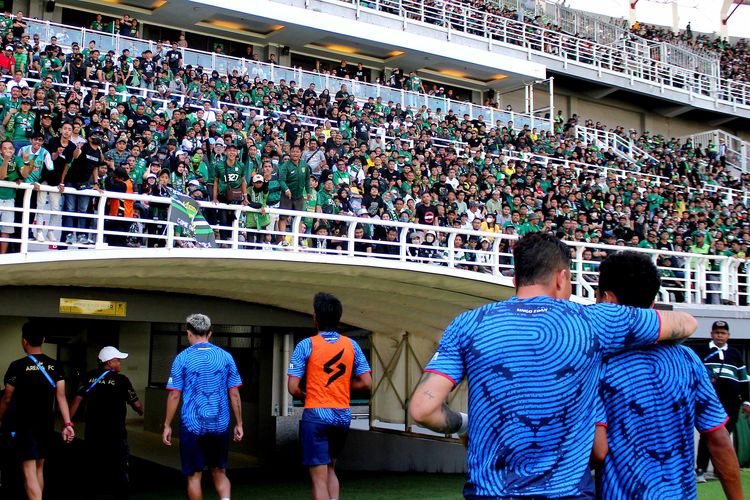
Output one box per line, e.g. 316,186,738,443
288,293,372,500
106,166,134,247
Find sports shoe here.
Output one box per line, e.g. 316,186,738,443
65,234,74,245
78,235,89,245
47,233,58,243
696,470,706,483
86,236,96,245
35,231,45,242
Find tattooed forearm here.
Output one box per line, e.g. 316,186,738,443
430,404,463,434
658,311,697,341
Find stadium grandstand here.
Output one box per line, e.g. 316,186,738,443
0,0,749,490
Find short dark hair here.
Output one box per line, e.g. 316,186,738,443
22,321,44,347
513,233,570,287
598,251,660,308
313,292,343,332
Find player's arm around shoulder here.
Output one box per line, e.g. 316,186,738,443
655,310,698,342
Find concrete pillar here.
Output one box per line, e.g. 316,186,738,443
265,44,290,67
719,0,733,40
119,322,151,413
671,1,680,34
628,1,638,26
472,89,483,108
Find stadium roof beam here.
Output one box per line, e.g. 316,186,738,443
586,87,619,100
0,251,512,340
655,104,693,118
708,115,737,127
188,0,546,81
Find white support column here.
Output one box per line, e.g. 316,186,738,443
628,0,638,26
720,0,733,40
671,1,680,34
548,76,555,134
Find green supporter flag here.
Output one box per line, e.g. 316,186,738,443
167,188,216,248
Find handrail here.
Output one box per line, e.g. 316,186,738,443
679,130,750,175
0,180,745,306
308,0,750,109
25,17,550,132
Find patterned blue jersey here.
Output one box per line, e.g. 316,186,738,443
600,344,728,499
167,342,242,435
288,331,371,426
424,296,660,499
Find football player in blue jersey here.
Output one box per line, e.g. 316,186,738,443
594,251,742,500
409,233,699,499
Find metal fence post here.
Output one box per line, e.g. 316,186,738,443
19,187,32,255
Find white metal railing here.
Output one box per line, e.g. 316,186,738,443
0,181,745,306
575,125,659,166
680,130,750,175
309,0,750,109
540,1,719,76
25,17,549,132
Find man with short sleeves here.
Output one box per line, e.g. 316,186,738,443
0,322,75,500
70,346,143,500
594,251,742,499
408,233,698,499
163,314,243,500
288,293,372,500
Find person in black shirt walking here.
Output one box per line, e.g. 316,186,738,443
70,346,143,500
0,322,75,500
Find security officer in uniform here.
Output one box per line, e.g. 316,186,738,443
692,320,750,482
70,346,143,499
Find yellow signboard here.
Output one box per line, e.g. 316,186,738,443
59,298,127,317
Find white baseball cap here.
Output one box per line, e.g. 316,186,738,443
98,346,129,363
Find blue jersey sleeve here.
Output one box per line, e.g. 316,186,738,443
689,348,729,432
225,353,242,389
166,352,184,391
351,340,371,376
586,303,660,356
288,338,312,378
424,312,468,386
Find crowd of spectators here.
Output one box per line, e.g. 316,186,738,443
632,22,749,85
0,8,747,304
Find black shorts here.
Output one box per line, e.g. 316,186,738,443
14,429,54,462
280,196,305,211
179,430,230,476
85,436,130,488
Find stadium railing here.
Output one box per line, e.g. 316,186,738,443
0,180,744,307
539,0,719,75
306,0,749,109
575,124,659,166
18,71,746,208
679,130,750,175
24,17,550,132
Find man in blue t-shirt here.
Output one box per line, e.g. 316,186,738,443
163,314,243,500
288,292,372,500
408,233,699,499
594,251,742,500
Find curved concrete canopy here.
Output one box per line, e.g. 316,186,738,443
0,249,514,339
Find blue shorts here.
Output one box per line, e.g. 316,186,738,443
179,429,229,476
300,420,348,467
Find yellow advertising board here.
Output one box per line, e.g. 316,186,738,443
59,298,127,317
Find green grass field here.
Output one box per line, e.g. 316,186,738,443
126,468,750,499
